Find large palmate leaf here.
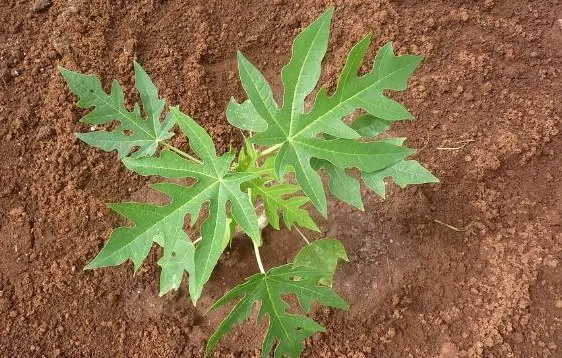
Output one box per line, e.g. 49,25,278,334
86,107,260,303
206,264,347,358
60,62,175,158
233,9,422,215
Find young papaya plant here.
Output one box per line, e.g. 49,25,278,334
59,8,437,357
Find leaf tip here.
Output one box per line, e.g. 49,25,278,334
323,7,335,19
83,259,99,271
58,66,77,84
57,65,69,76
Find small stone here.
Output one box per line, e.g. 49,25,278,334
36,126,53,140
10,68,21,77
439,342,460,358
9,206,25,217
555,299,562,309
530,51,538,58
544,256,558,268
32,0,51,12
70,152,82,166
0,298,11,312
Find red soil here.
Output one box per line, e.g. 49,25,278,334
1,1,560,357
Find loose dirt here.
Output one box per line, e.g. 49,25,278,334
1,0,560,357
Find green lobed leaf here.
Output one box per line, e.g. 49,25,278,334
249,181,319,232
232,8,422,216
362,160,439,199
236,52,281,144
313,140,436,205
311,158,363,210
60,62,175,159
293,238,348,286
350,114,392,137
235,141,320,233
206,264,347,358
87,108,260,304
157,229,195,296
226,98,268,133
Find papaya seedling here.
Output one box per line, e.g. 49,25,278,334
60,8,437,357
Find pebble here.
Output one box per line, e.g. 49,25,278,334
32,0,51,12
543,256,558,268
0,298,11,312
9,206,25,217
10,68,21,77
439,342,460,358
36,126,54,140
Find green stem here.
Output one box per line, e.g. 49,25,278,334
257,143,282,159
294,226,310,245
162,142,203,164
253,243,265,273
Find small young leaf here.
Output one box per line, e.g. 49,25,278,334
235,140,260,172
59,62,175,159
293,238,348,286
236,142,320,233
206,265,347,358
362,160,439,199
249,181,319,232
